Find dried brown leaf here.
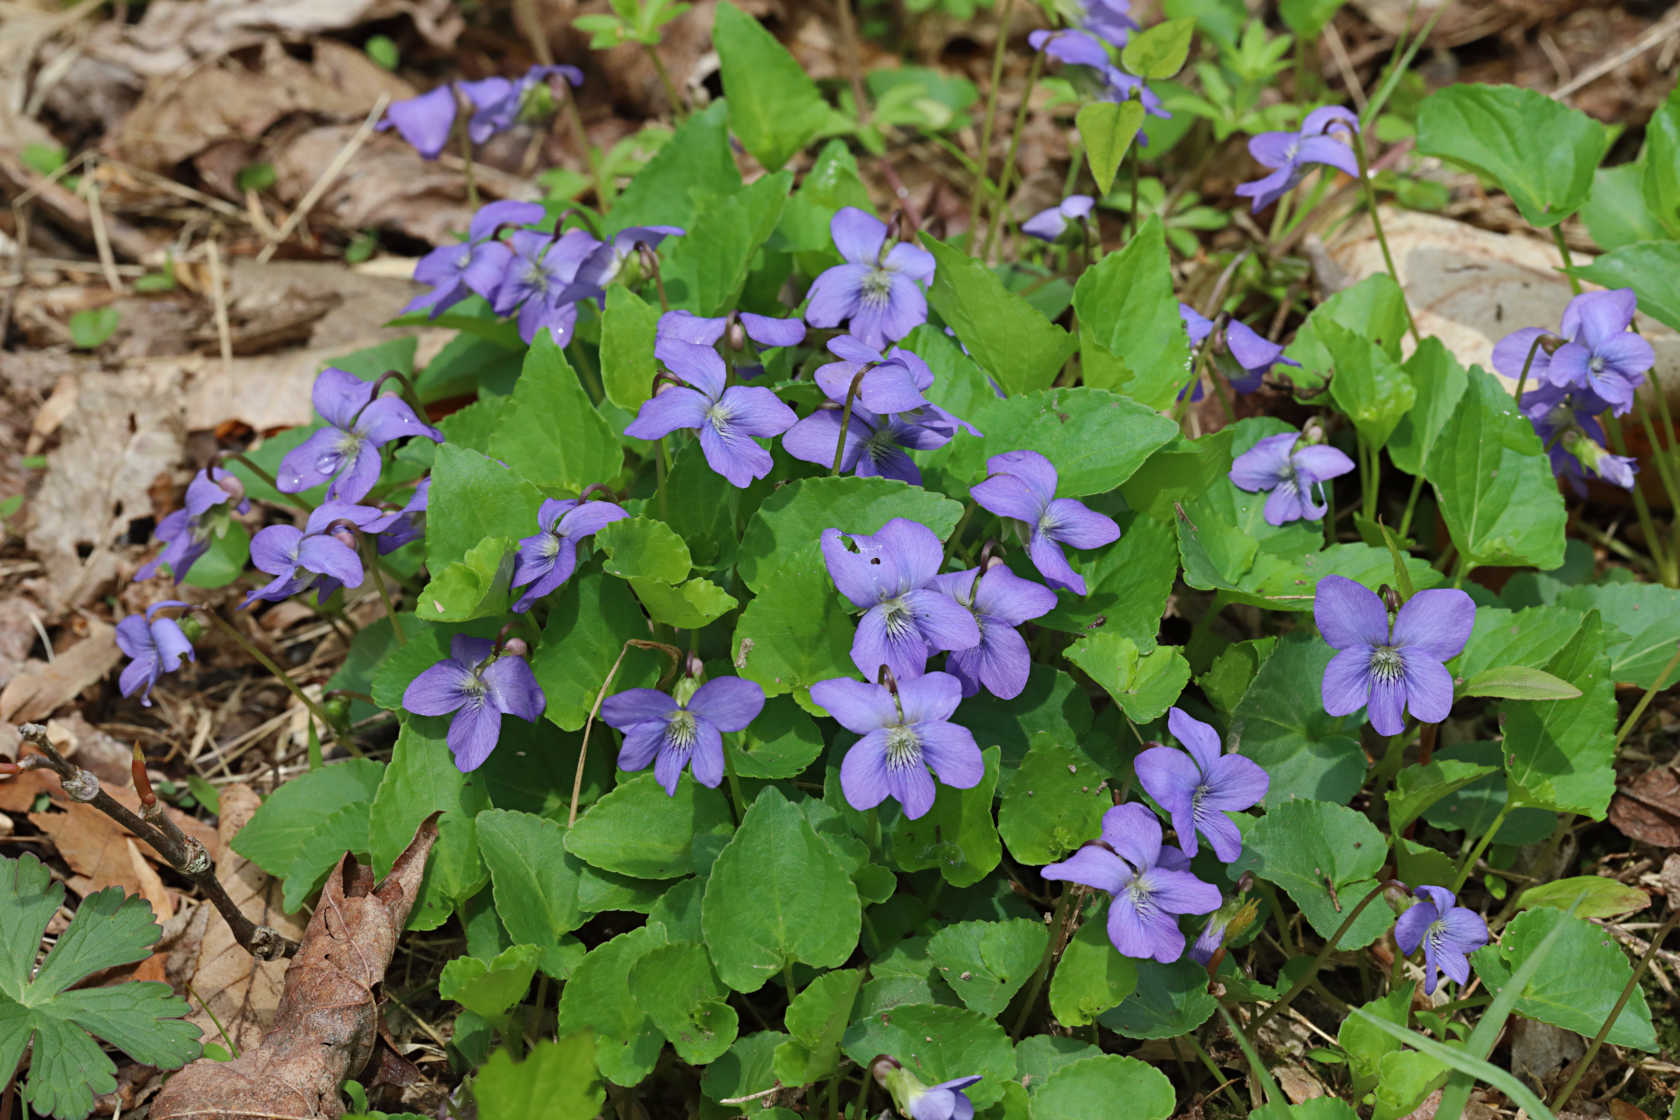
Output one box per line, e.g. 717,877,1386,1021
28,800,150,898
1609,767,1680,849
0,622,122,723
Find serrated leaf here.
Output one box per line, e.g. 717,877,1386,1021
1120,18,1194,79
555,923,671,1085
1228,799,1392,948
601,286,661,411
473,1033,604,1120
426,444,545,575
886,746,1002,887
840,1004,1015,1110
1077,100,1145,195
370,720,491,929
1317,318,1415,449
1568,240,1680,334
771,968,863,1085
731,696,826,779
1387,337,1469,477
661,171,792,314
1231,636,1366,806
926,919,1047,1017
1032,1054,1175,1120
1072,217,1190,409
595,517,692,584
440,944,540,1020
1385,759,1498,835
1553,580,1680,688
921,235,1077,395
1065,633,1189,722
232,758,385,877
475,809,586,946
488,333,624,495
608,101,739,234
1049,917,1138,1028
416,536,514,622
714,2,833,170
629,941,738,1064
530,568,665,730
1282,274,1410,394
1503,613,1616,818
1098,958,1217,1040
997,739,1112,867
279,801,373,911
630,576,739,629
566,772,735,879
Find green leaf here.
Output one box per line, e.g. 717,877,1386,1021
416,536,514,622
1317,319,1415,449
1099,958,1217,1039
595,517,691,585
886,746,1002,887
232,758,384,877
1516,877,1648,920
921,235,1077,394
1037,514,1178,642
475,809,586,948
179,521,250,588
1425,364,1566,571
1372,1050,1450,1120
488,333,623,495
731,696,826,779
1337,984,1411,1097
566,772,734,879
1278,0,1350,36
1385,759,1498,835
1451,605,1585,683
714,2,833,170
439,944,540,1020
1032,1055,1175,1120
1641,83,1680,235
1503,613,1616,818
279,802,374,912
530,569,664,730
628,941,738,1063
1461,666,1580,701
1388,337,1470,477
1228,799,1392,948
1568,240,1680,333
555,923,671,1085
608,101,739,234
926,920,1048,1018
1077,101,1146,195
840,1004,1015,1110
701,787,861,992
771,968,863,1086
370,720,492,929
703,1030,789,1103
0,855,199,1120
69,306,120,350
601,286,661,411
1553,581,1680,688
1342,1009,1554,1120
1065,634,1189,722
1231,636,1366,806
997,739,1112,867
1471,907,1656,1051
1121,17,1194,79
630,576,739,630
1417,84,1608,228
1250,1102,1360,1120
1072,217,1192,409
1580,162,1670,251
473,1033,604,1120
1049,916,1139,1028
426,444,546,574
732,564,856,704
369,620,450,710
661,171,791,314
1282,274,1410,393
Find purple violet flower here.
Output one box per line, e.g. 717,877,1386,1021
810,671,983,820
561,225,685,305
658,309,807,350
821,519,980,682
1520,383,1636,494
1235,106,1361,213
812,336,935,415
1133,708,1269,862
602,676,765,795
1315,576,1474,737
1228,431,1356,525
510,496,630,612
1078,0,1139,45
928,563,1057,699
908,1075,982,1120
380,85,458,160
136,468,250,583
491,227,602,344
1042,802,1223,963
1393,885,1489,995
404,200,544,319
1027,30,1166,118
1513,289,1651,415
969,450,1120,595
782,401,957,485
402,635,545,772
622,339,797,488
805,208,936,350
241,501,382,608
115,601,194,706
366,479,431,555
276,368,442,502
461,65,583,144
1021,195,1095,242
1180,304,1301,395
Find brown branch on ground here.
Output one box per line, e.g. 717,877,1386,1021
8,722,300,961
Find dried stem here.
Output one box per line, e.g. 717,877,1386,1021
14,724,298,960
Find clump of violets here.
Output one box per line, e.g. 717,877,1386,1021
381,65,582,160
277,368,442,502
1493,288,1652,416
116,601,194,706
136,468,249,584
821,519,979,682
1134,708,1269,862
1235,106,1361,213
242,502,384,608
1180,304,1302,396
1520,383,1637,494
810,671,982,821
874,1057,982,1120
1315,576,1474,736
1393,885,1489,995
623,338,797,488
805,208,936,350
404,200,544,319
1228,429,1356,526
928,560,1057,699
602,676,765,796
510,496,629,612
402,636,545,771
1042,802,1222,963
1021,195,1094,242
970,450,1119,595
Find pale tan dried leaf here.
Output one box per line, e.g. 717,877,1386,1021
28,801,149,898
126,836,176,920
0,623,122,723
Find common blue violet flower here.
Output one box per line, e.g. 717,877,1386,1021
602,676,765,795
1026,30,1166,117
805,207,936,350
907,1075,982,1120
379,86,458,160
928,563,1057,699
241,501,383,607
510,496,630,612
812,336,934,415
1228,431,1356,525
1520,383,1636,494
277,368,442,502
1393,885,1489,995
1315,576,1474,737
561,225,685,305
492,227,600,345
1235,106,1360,213
1021,195,1094,242
781,400,955,485
810,671,983,820
115,601,194,706
658,308,807,350
366,479,431,555
1133,707,1269,862
1077,0,1139,45
461,65,583,145
1180,304,1301,395
403,199,544,319
1494,288,1651,415
136,468,250,583
970,450,1120,595
1042,802,1223,963
402,636,545,772
622,339,797,487
821,518,980,682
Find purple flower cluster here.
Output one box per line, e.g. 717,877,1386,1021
970,451,1119,595
381,65,584,160
624,338,797,488
277,368,442,502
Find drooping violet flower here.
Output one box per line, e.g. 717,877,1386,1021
510,496,630,612
561,225,685,305
602,676,765,795
404,200,544,319
1543,289,1651,414
1026,30,1166,118
1042,802,1222,963
461,65,583,145
379,86,458,160
810,671,983,820
1180,304,1301,395
1315,576,1474,737
1078,0,1139,45
970,450,1119,595
622,339,796,487
402,635,545,772
928,563,1057,699
1235,106,1361,213
1228,431,1356,526
781,401,956,485
366,478,431,555
136,468,250,583
812,336,933,415
491,227,601,345
240,501,383,608
1021,195,1095,242
1520,383,1635,495
276,368,442,502
805,207,936,350
1133,707,1269,862
907,1076,982,1120
1393,885,1489,995
1189,897,1260,967
115,601,194,706
820,519,980,682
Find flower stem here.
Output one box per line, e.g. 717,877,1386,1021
721,735,748,827
456,114,478,210
202,610,353,755
1396,474,1425,541
833,369,872,475
561,86,610,209
1349,129,1419,345
1511,334,1548,402
981,50,1045,262
1606,415,1677,585
571,640,638,826
644,44,686,120
967,0,1018,243
1249,880,1396,1034
1551,226,1582,296
1614,641,1680,749
1449,801,1512,894
360,538,405,646
1009,887,1078,1039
